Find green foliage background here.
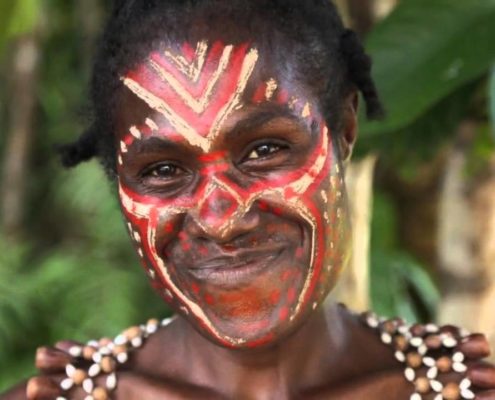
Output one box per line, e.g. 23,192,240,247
0,0,494,390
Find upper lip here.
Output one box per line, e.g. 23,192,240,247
188,246,285,271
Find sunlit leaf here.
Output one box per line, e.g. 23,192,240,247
362,0,495,136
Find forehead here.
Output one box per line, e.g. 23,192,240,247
116,39,320,149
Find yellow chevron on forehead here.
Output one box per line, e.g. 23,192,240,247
121,44,260,153
164,40,209,82
149,44,234,114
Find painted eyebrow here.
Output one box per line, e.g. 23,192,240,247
129,136,183,153
228,107,306,139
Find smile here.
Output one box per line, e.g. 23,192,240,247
187,247,285,287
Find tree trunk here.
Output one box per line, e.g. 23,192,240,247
333,156,377,311
1,34,41,239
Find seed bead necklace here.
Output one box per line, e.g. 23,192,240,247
57,312,474,400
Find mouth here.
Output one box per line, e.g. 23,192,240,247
187,247,285,287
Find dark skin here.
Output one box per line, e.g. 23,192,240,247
2,34,495,399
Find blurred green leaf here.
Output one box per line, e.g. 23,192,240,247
0,0,40,59
7,0,40,37
362,0,495,137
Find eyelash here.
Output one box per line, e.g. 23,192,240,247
142,163,183,180
243,141,289,162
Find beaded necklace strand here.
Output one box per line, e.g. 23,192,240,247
57,312,474,400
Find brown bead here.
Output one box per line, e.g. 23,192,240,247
83,345,97,360
439,325,460,337
425,334,443,350
394,335,409,352
124,326,142,340
147,318,159,326
410,324,427,337
406,352,423,369
101,356,117,373
415,377,431,394
437,356,453,373
99,337,112,347
92,387,109,400
113,344,127,355
382,320,398,335
72,369,87,385
442,382,461,400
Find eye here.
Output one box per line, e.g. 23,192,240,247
142,162,184,180
246,143,285,160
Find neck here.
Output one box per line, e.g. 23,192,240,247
177,302,349,398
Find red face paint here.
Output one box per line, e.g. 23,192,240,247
118,40,351,348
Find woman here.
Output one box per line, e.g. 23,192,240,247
2,0,495,398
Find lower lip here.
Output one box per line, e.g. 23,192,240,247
187,253,280,287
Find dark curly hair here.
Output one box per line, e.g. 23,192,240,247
58,0,383,176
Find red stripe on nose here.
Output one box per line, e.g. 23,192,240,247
198,151,227,163
198,184,240,230
200,163,229,175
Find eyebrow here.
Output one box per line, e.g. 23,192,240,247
228,106,307,139
128,135,183,153
128,105,315,152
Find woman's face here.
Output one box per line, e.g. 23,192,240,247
115,40,351,348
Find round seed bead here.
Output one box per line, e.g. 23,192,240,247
410,324,427,337
382,320,398,335
101,356,116,373
407,352,423,369
442,382,461,400
410,393,422,400
124,326,142,340
425,335,443,350
83,346,97,360
73,369,87,385
112,345,127,356
394,335,409,352
437,356,453,373
415,377,431,394
99,338,112,347
92,387,109,400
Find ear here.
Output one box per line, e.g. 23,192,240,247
338,91,359,161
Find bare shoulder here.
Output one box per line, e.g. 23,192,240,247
0,382,27,400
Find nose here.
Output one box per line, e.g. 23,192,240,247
185,179,259,242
